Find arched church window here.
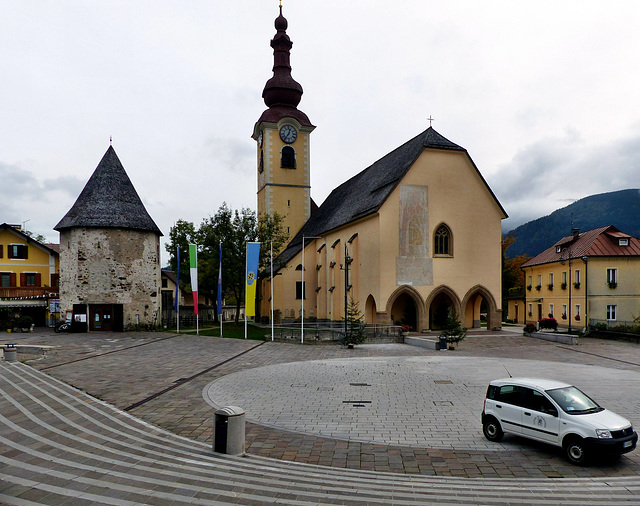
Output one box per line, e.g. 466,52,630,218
434,224,452,256
281,146,296,169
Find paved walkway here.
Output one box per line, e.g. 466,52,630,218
1,327,640,503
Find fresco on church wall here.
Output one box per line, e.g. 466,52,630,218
396,184,433,286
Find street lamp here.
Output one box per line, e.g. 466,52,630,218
301,236,321,343
340,244,352,335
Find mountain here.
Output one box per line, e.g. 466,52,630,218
505,189,640,258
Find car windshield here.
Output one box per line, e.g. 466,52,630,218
546,386,603,414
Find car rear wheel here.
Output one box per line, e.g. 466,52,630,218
564,436,588,465
483,417,504,442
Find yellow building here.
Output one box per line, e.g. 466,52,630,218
0,223,60,326
254,7,507,332
521,226,640,329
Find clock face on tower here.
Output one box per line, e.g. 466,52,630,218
258,130,263,148
279,125,297,144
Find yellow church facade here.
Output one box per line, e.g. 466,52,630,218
254,6,506,332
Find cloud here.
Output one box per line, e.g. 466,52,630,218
495,129,640,231
0,161,84,241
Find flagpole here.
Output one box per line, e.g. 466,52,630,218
175,246,180,335
219,241,223,338
270,241,274,342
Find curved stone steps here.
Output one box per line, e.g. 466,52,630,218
0,362,638,505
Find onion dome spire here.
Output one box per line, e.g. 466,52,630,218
262,4,303,108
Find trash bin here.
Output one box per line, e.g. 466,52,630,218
439,335,448,351
213,406,245,455
4,344,17,362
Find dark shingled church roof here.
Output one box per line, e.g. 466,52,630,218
54,146,162,236
274,127,504,270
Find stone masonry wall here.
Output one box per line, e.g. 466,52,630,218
59,227,161,327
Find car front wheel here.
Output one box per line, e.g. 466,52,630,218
564,436,588,465
483,417,504,442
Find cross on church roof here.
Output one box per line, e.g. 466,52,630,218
427,115,435,127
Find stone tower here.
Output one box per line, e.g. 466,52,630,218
54,146,162,331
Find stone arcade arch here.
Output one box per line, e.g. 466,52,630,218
425,286,461,331
364,295,377,324
461,285,500,331
387,286,423,331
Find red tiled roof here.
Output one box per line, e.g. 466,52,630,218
522,226,640,267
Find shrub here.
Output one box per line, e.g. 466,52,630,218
18,315,33,328
524,323,536,333
538,317,558,330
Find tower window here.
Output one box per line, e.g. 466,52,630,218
259,150,264,173
281,146,296,169
434,224,452,256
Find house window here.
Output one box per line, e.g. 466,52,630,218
537,275,542,286
556,246,561,253
549,273,554,287
575,304,581,318
296,281,306,300
281,146,296,169
562,304,567,318
8,244,28,259
527,276,532,286
607,305,617,321
562,271,567,284
619,238,629,246
434,224,452,256
1,273,11,287
607,268,618,284
528,303,533,316
574,269,581,284
25,273,36,286
549,304,554,317
161,278,168,288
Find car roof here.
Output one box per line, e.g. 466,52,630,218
490,377,573,391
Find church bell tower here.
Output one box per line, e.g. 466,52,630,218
252,4,315,240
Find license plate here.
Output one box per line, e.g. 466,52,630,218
623,440,633,448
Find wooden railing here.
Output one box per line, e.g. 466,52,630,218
0,287,58,299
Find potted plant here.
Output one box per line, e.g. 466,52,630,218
18,316,33,333
573,281,581,289
538,317,558,331
523,323,536,335
547,283,554,291
526,284,532,291
561,282,567,290
561,313,567,320
442,312,466,350
399,324,410,337
575,315,581,321
608,281,617,289
535,284,542,291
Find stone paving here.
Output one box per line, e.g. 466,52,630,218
1,326,640,503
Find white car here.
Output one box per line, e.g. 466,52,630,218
481,378,638,464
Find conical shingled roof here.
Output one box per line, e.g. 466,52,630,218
54,146,162,235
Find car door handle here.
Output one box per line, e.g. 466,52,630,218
524,412,531,416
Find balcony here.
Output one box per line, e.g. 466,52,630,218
0,287,58,299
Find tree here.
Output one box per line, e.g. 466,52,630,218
442,311,467,346
342,297,366,346
165,203,288,324
502,235,531,319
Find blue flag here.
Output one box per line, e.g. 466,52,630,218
217,242,223,315
245,242,261,317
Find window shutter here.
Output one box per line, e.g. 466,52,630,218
9,273,16,287
20,273,27,286
22,245,28,259
51,273,60,289
35,273,42,287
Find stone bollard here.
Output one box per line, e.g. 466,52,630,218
213,406,246,455
4,344,17,362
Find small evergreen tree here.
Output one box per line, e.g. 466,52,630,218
343,297,366,346
442,311,467,345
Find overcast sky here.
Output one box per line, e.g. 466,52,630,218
2,0,640,265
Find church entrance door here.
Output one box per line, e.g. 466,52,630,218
390,292,418,331
429,292,455,331
90,305,113,331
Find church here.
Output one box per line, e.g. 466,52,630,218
255,6,507,332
